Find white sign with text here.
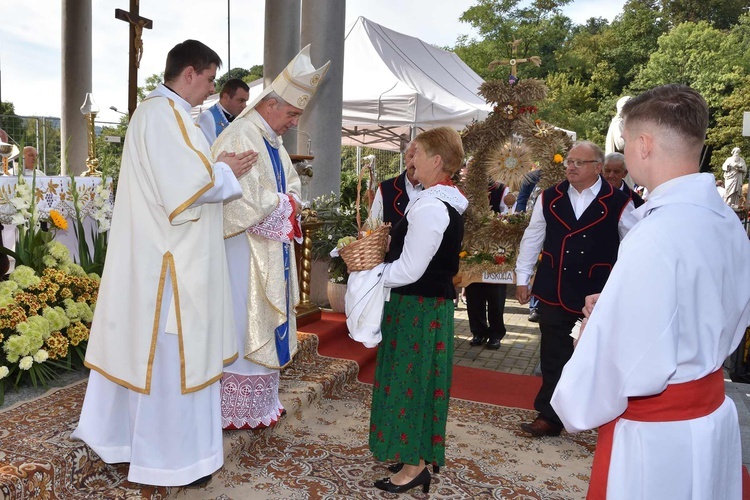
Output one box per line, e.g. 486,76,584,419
481,270,515,284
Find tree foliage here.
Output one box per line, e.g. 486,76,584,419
660,0,750,30
452,0,750,175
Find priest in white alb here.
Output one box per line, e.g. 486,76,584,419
72,40,257,488
213,45,330,430
551,84,750,500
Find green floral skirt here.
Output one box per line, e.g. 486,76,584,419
368,292,454,466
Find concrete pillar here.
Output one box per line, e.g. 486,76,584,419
299,0,345,200
264,0,300,154
61,0,92,175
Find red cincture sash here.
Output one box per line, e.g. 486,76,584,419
587,369,725,499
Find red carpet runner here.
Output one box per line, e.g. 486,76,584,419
298,311,542,410
299,311,750,499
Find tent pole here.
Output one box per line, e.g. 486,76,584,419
356,146,362,177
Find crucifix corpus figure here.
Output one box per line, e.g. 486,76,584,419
488,39,541,81
115,0,153,118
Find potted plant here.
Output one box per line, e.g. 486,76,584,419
310,193,363,312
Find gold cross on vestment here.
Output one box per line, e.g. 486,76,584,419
115,0,153,118
488,39,542,77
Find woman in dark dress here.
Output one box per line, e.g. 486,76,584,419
369,127,468,494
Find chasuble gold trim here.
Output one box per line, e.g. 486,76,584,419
166,98,215,224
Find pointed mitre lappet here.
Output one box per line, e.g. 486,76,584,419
242,44,331,116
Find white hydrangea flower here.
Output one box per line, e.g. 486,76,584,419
33,350,49,363
19,356,33,370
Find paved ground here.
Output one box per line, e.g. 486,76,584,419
453,287,750,468
452,289,541,376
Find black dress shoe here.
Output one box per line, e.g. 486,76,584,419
374,467,431,494
469,335,487,346
486,338,501,350
519,417,562,437
388,462,440,474
183,474,212,488
528,308,540,323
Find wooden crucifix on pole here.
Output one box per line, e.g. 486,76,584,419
115,0,153,118
488,39,541,79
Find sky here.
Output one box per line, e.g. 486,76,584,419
0,0,626,124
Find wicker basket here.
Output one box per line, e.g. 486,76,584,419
338,165,391,272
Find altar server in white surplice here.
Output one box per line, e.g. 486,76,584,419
551,84,750,500
213,45,329,430
72,40,257,488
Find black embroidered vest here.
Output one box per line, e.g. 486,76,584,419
531,179,629,314
385,200,464,299
379,172,410,226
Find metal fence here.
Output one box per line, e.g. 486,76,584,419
0,115,405,189
0,114,122,175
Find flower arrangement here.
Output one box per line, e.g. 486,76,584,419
458,211,530,279
0,170,112,404
0,242,99,405
0,173,69,275
70,175,113,276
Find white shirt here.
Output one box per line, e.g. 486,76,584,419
514,176,635,286
551,173,750,499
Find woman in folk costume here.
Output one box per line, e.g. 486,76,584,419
369,127,468,494
213,45,330,430
73,40,257,487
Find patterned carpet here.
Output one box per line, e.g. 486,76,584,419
0,333,596,499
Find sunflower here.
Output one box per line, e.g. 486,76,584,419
48,210,68,231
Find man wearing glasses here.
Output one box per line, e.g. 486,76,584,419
515,141,634,437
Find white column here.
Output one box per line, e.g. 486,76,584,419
61,0,92,175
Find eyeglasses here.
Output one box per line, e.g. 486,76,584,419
564,158,600,169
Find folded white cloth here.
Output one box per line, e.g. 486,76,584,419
344,263,388,348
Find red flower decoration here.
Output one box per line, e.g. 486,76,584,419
494,255,506,265
406,362,413,372
386,314,392,324
371,424,377,432
400,433,409,444
399,408,406,416
374,381,380,389
436,341,445,351
432,435,444,445
436,297,445,305
413,342,420,353
406,388,413,398
429,320,440,330
434,388,445,398
412,316,419,326
391,339,397,348
418,296,424,304
377,431,384,441
384,385,391,395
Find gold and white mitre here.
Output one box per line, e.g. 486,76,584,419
241,44,331,115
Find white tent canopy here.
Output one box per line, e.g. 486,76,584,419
341,17,491,151
193,17,491,152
